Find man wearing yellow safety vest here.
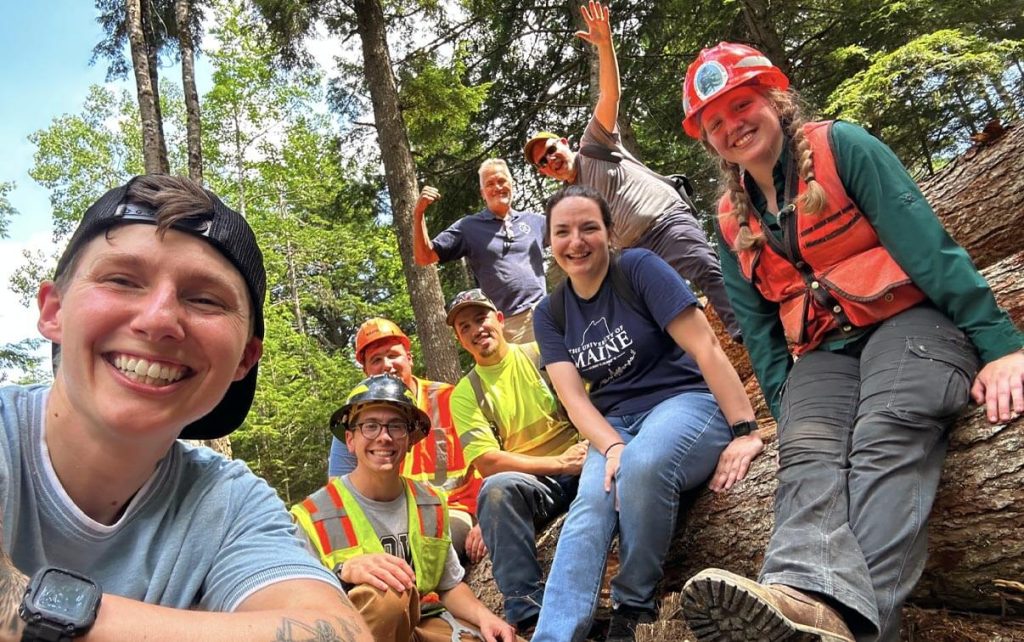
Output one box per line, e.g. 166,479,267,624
293,375,520,642
329,318,483,559
445,289,588,635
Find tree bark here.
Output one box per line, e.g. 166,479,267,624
738,0,792,80
351,0,462,384
918,122,1024,271
126,0,169,174
141,0,170,173
175,0,203,182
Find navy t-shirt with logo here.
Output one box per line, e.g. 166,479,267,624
534,248,709,417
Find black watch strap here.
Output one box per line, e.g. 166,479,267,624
730,419,758,439
22,620,75,642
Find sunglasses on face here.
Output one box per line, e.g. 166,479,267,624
536,142,559,169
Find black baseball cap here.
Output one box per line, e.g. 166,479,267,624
52,176,267,439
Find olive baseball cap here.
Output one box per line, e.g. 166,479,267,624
523,131,561,165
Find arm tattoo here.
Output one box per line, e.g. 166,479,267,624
0,558,27,636
273,616,365,642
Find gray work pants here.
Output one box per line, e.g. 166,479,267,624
634,206,741,340
759,305,979,642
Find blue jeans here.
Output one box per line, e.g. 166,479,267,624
532,391,731,642
476,471,578,626
760,305,978,642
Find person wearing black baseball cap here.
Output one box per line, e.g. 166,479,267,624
0,175,370,642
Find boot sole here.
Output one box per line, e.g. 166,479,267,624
681,574,849,642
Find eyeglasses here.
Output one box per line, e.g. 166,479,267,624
536,142,559,169
353,420,412,440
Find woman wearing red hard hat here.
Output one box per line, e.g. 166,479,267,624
677,43,1024,642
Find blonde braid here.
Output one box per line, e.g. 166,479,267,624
768,89,827,215
720,156,766,251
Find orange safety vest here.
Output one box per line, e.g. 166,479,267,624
718,120,926,355
291,478,450,599
402,377,482,515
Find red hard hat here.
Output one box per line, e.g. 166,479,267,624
681,42,790,139
354,318,411,366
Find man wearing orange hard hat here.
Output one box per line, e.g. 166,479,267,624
329,318,484,560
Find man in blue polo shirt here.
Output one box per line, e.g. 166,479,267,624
413,159,547,343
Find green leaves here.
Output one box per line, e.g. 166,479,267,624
826,30,1022,175
401,44,492,161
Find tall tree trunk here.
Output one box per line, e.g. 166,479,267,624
126,0,169,174
738,0,792,80
175,0,203,182
351,0,461,384
232,108,246,216
141,0,170,173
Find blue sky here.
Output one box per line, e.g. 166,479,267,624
1,2,120,241
0,3,121,364
0,3,140,366
0,4,340,371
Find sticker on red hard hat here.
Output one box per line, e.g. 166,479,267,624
693,61,729,101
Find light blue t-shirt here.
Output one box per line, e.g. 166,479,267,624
432,208,548,317
0,385,339,611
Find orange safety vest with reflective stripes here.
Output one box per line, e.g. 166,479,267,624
403,376,482,515
291,478,451,597
717,120,926,355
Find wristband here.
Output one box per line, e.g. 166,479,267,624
603,441,625,457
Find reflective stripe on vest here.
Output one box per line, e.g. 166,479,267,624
298,481,359,555
718,120,926,354
290,478,451,595
401,377,481,515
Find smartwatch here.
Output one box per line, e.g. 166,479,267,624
19,567,102,641
730,419,758,439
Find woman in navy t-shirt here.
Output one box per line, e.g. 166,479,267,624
530,185,763,642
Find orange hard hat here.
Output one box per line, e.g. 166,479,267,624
354,318,411,366
681,42,790,139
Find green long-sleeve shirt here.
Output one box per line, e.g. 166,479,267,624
717,120,1023,420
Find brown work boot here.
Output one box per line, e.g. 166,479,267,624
681,568,855,642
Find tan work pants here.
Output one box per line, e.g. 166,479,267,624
348,584,479,642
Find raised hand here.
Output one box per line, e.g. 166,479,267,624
415,186,441,215
575,1,612,48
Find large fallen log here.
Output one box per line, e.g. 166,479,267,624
468,249,1024,623
657,250,1024,612
918,122,1024,271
